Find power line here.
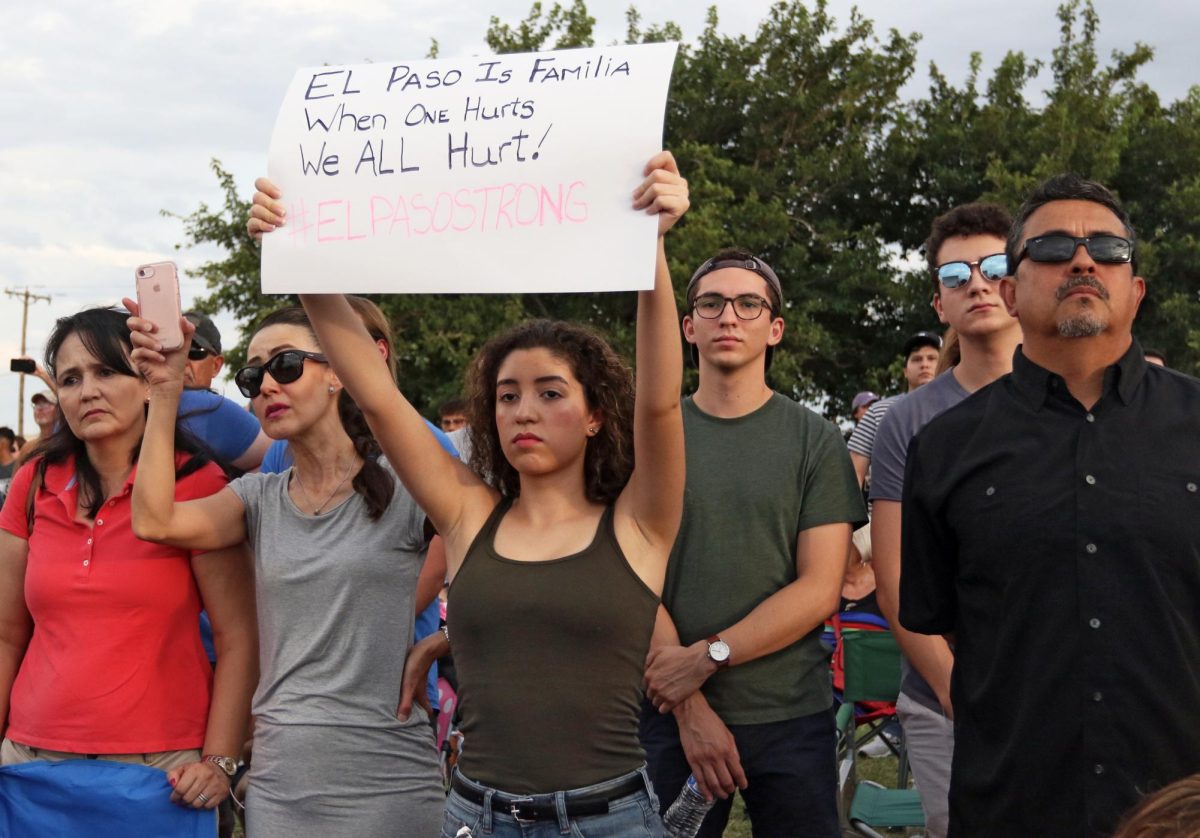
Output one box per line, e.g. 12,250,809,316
5,287,52,438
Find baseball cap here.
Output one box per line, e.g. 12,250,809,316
184,311,222,355
686,255,784,311
902,331,943,359
851,391,880,411
31,390,57,406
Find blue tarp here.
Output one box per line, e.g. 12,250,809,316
0,760,215,837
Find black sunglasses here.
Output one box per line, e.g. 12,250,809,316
936,253,1008,289
1012,234,1134,273
187,346,212,361
235,350,328,398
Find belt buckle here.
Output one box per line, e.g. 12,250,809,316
509,797,537,825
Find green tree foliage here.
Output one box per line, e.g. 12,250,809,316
175,0,1200,419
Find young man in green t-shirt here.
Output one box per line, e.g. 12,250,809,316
641,248,866,837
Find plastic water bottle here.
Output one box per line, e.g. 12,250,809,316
662,775,714,838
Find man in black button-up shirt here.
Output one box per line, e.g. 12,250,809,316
900,174,1200,837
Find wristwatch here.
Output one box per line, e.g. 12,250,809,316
202,755,239,778
706,635,731,668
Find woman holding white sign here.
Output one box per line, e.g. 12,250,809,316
248,150,687,836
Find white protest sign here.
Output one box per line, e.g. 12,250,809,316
262,42,679,294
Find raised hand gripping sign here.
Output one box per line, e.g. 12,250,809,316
262,42,678,294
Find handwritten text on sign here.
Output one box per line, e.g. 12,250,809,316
262,43,678,294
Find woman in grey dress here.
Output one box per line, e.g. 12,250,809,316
126,305,444,837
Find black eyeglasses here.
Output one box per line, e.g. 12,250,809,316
936,253,1008,289
693,293,775,321
188,346,212,361
235,350,328,398
1013,234,1134,272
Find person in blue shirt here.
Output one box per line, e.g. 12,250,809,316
178,312,270,472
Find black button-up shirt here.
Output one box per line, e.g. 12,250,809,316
900,340,1200,837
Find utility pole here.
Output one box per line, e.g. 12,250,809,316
5,287,52,437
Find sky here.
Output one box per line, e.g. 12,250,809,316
2,0,1197,433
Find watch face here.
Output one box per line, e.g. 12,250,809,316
709,640,730,662
206,756,237,775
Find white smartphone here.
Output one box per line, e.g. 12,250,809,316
134,261,184,351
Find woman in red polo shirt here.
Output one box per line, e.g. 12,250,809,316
0,307,257,811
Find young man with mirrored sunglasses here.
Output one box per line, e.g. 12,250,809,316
868,202,1020,838
639,247,866,837
900,174,1200,837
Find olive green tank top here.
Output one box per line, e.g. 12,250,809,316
448,498,660,793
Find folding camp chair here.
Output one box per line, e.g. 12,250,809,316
832,612,910,782
836,629,925,837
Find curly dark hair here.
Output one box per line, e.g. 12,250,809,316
464,319,634,505
924,203,1013,296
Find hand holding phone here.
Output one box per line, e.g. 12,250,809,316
10,358,37,374
135,261,184,351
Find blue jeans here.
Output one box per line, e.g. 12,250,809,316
440,766,663,837
639,701,839,838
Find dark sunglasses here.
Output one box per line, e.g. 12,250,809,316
1012,234,1134,273
936,253,1008,289
235,350,328,398
187,346,212,361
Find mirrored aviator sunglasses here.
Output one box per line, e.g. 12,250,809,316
235,350,328,398
936,253,1009,289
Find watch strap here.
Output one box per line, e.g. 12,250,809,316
706,634,730,667
202,755,238,777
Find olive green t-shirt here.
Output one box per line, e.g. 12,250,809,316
664,393,867,724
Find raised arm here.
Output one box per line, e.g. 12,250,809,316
127,306,248,551
298,293,494,544
618,151,689,554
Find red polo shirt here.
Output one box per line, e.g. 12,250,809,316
0,454,227,753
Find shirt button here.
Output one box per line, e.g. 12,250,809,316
1092,691,1103,702
86,538,93,545
96,519,103,526
1188,483,1198,493
1085,475,1096,485
1089,617,1102,629
985,486,996,496
1085,543,1098,554
1086,413,1095,423
83,560,89,567
1094,764,1105,775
